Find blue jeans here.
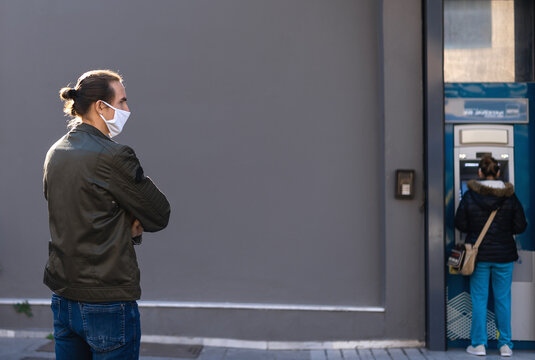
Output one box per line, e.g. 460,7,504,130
51,294,140,359
470,261,514,349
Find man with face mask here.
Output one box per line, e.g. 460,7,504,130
43,70,171,359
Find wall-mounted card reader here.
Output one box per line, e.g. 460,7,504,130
395,169,415,199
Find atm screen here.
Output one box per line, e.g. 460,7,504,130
461,181,470,197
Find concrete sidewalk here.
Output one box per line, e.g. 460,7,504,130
1,337,535,360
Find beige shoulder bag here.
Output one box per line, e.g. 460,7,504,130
452,209,498,276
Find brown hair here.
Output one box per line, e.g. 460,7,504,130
479,154,500,178
59,70,123,126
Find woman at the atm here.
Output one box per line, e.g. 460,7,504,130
455,155,527,357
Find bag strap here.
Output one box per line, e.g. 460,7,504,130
473,209,498,250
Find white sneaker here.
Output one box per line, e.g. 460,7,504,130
466,345,486,356
500,344,513,357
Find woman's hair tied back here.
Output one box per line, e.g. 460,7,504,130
479,154,500,178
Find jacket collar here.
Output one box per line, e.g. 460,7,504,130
467,179,515,198
73,122,113,142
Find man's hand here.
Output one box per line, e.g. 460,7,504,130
131,219,144,238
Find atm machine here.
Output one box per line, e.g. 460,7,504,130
454,124,514,207
445,83,535,348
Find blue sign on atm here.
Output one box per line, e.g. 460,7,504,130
445,98,529,123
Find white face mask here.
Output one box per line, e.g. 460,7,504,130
98,100,130,138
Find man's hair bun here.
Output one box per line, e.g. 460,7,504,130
59,87,77,100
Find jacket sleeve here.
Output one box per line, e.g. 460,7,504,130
109,146,171,232
43,155,49,200
454,192,470,233
512,194,528,235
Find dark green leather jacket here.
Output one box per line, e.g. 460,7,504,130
43,123,170,302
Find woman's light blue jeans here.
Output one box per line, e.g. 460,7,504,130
470,261,514,349
51,294,140,359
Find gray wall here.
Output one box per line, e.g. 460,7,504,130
0,0,424,342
